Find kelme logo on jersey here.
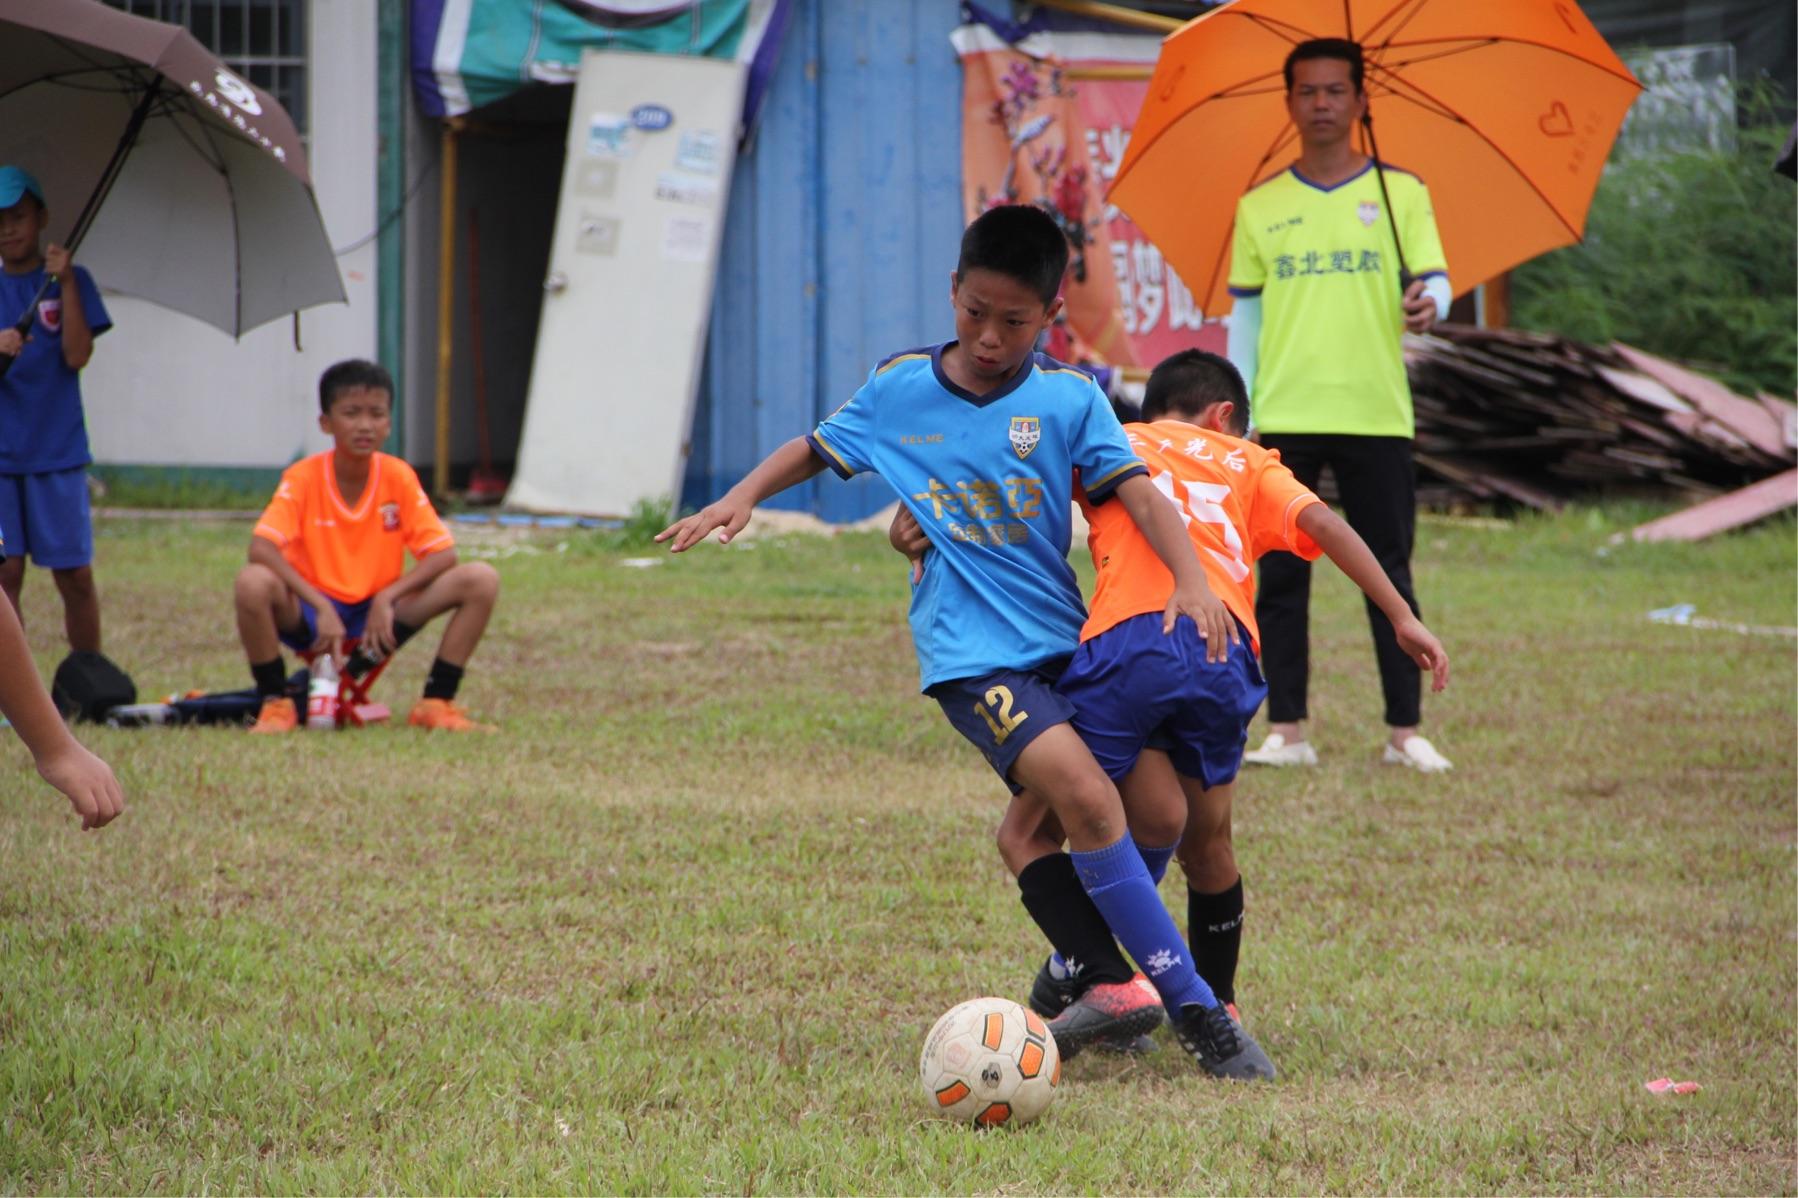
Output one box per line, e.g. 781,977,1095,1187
1009,416,1041,460
1357,200,1379,227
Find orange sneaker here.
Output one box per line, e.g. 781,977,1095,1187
406,697,494,732
248,696,298,734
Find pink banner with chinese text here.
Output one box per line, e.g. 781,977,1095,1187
957,27,1223,370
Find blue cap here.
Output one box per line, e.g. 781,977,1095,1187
0,166,43,208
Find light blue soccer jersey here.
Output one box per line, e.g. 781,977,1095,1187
807,343,1145,690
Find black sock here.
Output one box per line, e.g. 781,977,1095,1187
1017,853,1134,988
251,656,287,699
1188,876,1245,1005
422,657,464,701
345,621,421,678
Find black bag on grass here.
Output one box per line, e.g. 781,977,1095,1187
52,651,136,723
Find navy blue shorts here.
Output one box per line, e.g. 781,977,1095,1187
0,468,92,568
929,658,1077,793
279,595,372,652
1057,612,1267,790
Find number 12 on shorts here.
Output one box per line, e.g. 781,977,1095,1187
974,685,1029,746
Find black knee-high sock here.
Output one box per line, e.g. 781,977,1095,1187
250,656,287,699
345,621,421,678
1188,876,1245,1005
1017,853,1134,988
422,657,464,701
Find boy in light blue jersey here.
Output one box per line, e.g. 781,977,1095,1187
661,205,1274,1080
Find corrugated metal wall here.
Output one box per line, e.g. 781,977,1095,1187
681,0,966,523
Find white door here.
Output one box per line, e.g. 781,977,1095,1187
508,50,745,516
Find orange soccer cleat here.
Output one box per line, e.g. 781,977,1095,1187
249,696,298,734
406,698,495,732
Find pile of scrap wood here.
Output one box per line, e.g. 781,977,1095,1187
1403,325,1796,525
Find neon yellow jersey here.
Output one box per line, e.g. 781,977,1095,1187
1228,161,1447,437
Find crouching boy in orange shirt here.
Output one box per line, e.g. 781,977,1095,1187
235,359,500,733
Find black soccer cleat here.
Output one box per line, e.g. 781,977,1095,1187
1029,958,1160,1056
1045,975,1165,1061
1028,954,1080,1020
1171,1002,1277,1081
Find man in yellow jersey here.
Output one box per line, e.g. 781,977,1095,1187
1228,38,1455,773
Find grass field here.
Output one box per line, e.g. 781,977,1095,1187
3,507,1794,1194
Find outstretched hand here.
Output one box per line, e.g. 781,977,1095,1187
1395,615,1450,692
37,741,125,831
1165,580,1239,663
656,493,755,552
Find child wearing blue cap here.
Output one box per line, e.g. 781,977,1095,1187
0,165,113,654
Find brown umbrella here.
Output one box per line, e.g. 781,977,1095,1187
0,0,344,356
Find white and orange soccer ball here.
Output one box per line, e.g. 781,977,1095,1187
918,996,1060,1128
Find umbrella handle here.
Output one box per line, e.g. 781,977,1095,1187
0,299,41,382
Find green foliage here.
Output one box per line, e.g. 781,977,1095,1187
566,495,679,553
1512,88,1796,396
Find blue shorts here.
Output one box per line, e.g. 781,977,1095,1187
929,658,1077,793
1057,612,1267,790
0,468,93,568
278,595,372,652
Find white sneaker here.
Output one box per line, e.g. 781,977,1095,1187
1242,733,1318,767
1382,735,1453,773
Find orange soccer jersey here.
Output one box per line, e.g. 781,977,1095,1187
253,451,454,604
1077,420,1323,651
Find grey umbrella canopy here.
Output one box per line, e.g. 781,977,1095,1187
0,0,344,338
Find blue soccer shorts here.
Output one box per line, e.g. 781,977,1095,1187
279,595,373,653
1057,611,1267,790
0,468,93,569
929,657,1077,793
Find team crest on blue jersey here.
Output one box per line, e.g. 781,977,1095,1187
1009,416,1041,460
1357,200,1379,227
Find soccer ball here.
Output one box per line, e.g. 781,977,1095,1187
918,996,1060,1128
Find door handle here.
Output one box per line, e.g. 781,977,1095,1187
544,270,569,294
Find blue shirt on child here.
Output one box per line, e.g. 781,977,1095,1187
808,343,1145,690
0,265,111,473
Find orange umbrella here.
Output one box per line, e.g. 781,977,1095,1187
1109,0,1642,313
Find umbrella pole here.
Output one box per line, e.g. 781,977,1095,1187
433,118,462,498
0,82,162,376
1359,112,1415,292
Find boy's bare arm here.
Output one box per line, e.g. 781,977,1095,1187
46,246,93,370
248,534,331,611
656,436,827,552
248,534,350,662
1112,473,1238,660
0,594,123,829
1297,503,1450,692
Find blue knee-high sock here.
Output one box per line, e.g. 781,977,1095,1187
1070,835,1217,1014
1135,836,1176,886
1049,837,1175,976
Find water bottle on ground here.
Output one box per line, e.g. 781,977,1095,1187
306,654,339,730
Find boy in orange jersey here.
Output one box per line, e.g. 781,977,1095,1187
896,350,1449,1065
234,359,500,733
